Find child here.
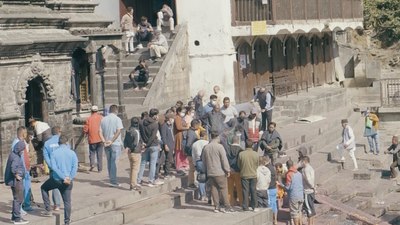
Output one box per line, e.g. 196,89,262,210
256,156,271,208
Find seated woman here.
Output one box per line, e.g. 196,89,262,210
129,59,149,91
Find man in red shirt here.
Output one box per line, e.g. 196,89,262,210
83,105,104,172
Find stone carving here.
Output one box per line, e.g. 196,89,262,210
17,54,56,105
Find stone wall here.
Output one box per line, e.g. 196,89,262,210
143,24,191,109
0,55,76,180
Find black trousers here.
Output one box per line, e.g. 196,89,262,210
130,75,149,88
241,178,258,210
11,180,24,221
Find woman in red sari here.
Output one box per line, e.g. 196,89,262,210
174,107,190,174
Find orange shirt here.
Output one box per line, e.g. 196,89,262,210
83,113,103,144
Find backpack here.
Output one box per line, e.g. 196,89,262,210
268,91,276,107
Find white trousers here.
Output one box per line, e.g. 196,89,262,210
337,144,358,169
157,11,174,31
149,45,168,58
125,31,135,52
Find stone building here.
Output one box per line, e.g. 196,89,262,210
0,0,122,179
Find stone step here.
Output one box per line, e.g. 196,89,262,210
133,203,273,225
343,196,372,210
71,190,192,225
104,66,160,75
65,177,184,225
124,96,146,105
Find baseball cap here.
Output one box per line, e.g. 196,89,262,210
91,105,99,112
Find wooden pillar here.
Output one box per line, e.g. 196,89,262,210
116,50,124,106
86,41,98,106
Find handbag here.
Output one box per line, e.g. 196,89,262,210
366,117,373,128
196,173,207,183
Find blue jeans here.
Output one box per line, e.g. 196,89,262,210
22,173,31,209
49,171,61,207
137,146,159,184
268,188,278,214
89,142,104,171
198,183,206,199
367,133,379,153
105,145,121,185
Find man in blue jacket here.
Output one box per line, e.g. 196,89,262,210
40,135,78,225
43,126,62,211
5,141,29,224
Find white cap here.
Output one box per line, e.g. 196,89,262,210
91,105,99,112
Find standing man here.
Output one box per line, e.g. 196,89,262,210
160,113,175,178
43,127,62,211
362,109,380,155
5,141,29,224
41,135,78,225
99,104,124,187
192,131,209,200
148,30,169,61
226,135,243,206
124,117,142,191
185,119,200,188
238,139,259,211
156,4,175,33
11,127,33,212
202,131,234,213
193,90,205,119
221,97,238,124
384,136,400,180
266,153,278,225
254,87,274,131
83,105,103,172
213,85,225,107
278,160,304,225
301,156,316,225
338,119,358,171
138,108,164,187
204,104,226,135
121,6,135,54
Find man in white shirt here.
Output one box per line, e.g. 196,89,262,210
221,97,238,124
99,105,124,187
157,4,174,32
338,119,358,171
148,30,169,61
301,156,316,225
120,7,135,54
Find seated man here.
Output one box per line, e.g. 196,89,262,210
136,16,153,49
148,30,169,61
157,4,174,32
129,59,149,91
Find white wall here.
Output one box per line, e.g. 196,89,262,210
94,0,120,28
176,0,236,101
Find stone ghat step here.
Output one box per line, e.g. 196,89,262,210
71,189,194,225
133,203,273,225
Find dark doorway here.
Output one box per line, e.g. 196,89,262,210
72,48,91,112
120,0,176,26
24,77,46,126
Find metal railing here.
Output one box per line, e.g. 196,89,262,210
380,79,400,107
232,0,363,24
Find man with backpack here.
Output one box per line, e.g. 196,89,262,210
254,87,275,131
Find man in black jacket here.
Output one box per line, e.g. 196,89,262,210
160,113,175,177
124,117,143,191
5,141,29,224
138,108,164,187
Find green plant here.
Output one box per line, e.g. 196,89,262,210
364,0,400,47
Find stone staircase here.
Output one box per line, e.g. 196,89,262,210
103,31,175,108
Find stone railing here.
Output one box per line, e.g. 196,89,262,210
380,78,400,107
143,24,190,109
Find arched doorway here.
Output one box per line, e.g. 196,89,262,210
285,36,299,84
72,48,91,112
323,33,334,84
311,35,325,86
24,77,47,126
298,35,313,88
235,41,252,102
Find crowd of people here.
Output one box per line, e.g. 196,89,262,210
5,85,400,225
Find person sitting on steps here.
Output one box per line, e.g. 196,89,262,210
129,59,149,91
136,16,153,50
157,4,174,33
148,30,169,62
